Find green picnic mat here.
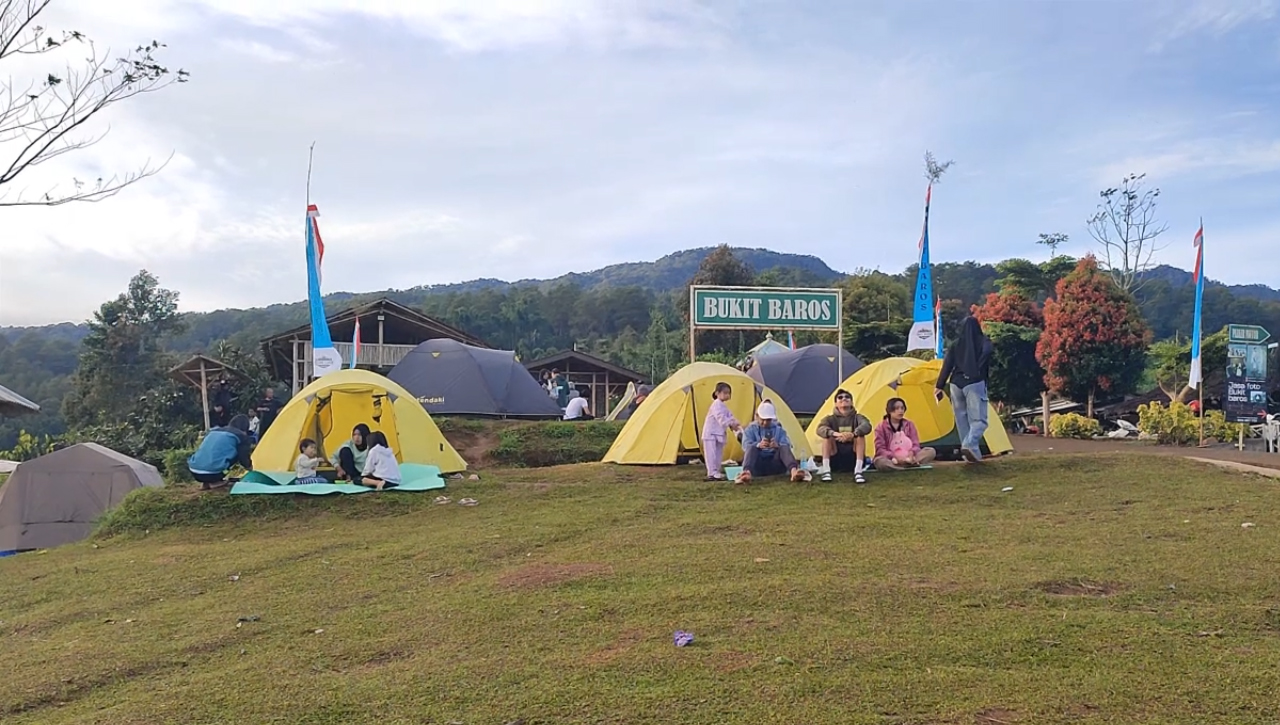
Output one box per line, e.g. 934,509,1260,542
230,463,447,495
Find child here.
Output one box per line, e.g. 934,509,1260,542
295,438,326,484
871,397,937,471
360,430,402,490
247,412,261,443
701,382,742,481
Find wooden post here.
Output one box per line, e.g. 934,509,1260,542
1041,391,1051,437
1239,425,1246,452
1198,383,1205,447
199,359,211,431
689,286,697,363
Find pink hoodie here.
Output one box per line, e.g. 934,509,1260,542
703,399,739,441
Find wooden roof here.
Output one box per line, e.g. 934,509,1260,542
523,349,646,382
260,297,487,379
167,354,246,389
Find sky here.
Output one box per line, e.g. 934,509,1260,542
0,0,1278,326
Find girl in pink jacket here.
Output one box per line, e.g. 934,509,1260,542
702,382,742,480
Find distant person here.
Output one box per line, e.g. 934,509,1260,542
740,400,808,483
256,387,284,434
872,397,936,471
332,424,371,484
295,438,326,484
187,414,253,490
563,388,593,421
360,430,401,490
210,376,234,428
540,370,556,397
815,388,872,483
616,384,652,421
701,382,742,481
935,315,993,463
552,369,570,408
247,411,261,442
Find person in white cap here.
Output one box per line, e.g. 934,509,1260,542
738,399,808,483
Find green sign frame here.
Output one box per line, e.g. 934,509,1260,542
1228,324,1271,345
690,286,842,331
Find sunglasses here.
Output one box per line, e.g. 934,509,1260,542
836,395,852,401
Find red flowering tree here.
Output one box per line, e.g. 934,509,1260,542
1036,256,1150,416
977,291,1046,408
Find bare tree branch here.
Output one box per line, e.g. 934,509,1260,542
0,0,188,207
1086,172,1168,294
924,150,954,184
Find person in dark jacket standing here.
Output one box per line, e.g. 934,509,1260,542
187,414,254,489
934,315,994,462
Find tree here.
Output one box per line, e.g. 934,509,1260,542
684,244,755,356
977,290,1043,329
1036,232,1068,257
1036,257,1151,417
993,257,1076,303
1086,173,1167,294
1149,327,1229,403
0,0,189,206
924,150,954,183
63,270,185,428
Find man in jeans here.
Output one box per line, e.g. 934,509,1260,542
934,315,993,462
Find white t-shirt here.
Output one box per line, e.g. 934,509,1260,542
563,397,590,420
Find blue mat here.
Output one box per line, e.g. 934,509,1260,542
230,464,447,495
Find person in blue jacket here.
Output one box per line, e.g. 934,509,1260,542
187,414,254,489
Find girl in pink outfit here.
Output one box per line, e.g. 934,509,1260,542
702,382,742,481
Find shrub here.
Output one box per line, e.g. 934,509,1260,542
1049,412,1102,439
1202,409,1250,444
161,449,196,482
97,485,307,537
1137,402,1198,446
491,421,624,467
0,430,56,462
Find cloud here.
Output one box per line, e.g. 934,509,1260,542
1151,0,1277,50
2,0,1280,327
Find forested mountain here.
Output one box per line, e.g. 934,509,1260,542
1,245,1278,452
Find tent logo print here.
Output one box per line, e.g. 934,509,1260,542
431,352,441,358
417,396,444,404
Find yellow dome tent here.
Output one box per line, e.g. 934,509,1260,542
252,369,466,473
804,357,1013,459
605,381,639,421
603,362,811,465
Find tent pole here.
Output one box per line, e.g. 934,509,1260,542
199,360,210,431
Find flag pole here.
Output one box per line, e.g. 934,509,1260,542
306,142,315,206
1197,217,1205,447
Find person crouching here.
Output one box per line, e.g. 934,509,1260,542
815,388,872,484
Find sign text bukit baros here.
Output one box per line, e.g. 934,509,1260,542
691,287,842,331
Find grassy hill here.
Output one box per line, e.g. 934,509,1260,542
4,453,1280,724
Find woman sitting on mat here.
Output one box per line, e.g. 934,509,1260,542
331,424,371,484
360,431,402,490
872,397,936,471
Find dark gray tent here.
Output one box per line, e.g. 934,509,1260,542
746,344,865,416
0,443,163,552
388,339,563,419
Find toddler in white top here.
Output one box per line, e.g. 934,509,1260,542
295,438,326,484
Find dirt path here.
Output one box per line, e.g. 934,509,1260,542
1011,434,1280,471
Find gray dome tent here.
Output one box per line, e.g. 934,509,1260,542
0,443,163,552
388,339,563,419
746,344,865,416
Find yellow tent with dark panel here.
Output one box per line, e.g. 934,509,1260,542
804,357,1013,459
252,370,466,473
603,362,811,465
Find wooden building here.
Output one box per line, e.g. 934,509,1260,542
523,349,646,416
261,298,487,394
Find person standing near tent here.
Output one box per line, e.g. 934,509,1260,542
256,387,285,435
815,388,872,484
934,315,993,462
187,414,254,489
872,397,937,471
740,400,808,483
210,376,234,428
552,369,570,409
701,382,742,481
332,423,371,484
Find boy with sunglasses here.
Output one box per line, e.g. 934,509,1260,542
815,388,872,483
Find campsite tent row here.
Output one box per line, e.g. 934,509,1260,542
604,358,1012,465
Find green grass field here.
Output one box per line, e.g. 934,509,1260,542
4,454,1280,724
